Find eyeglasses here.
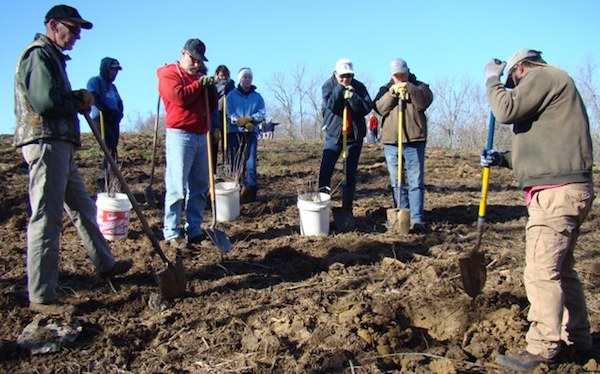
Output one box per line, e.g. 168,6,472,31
339,73,354,79
186,51,200,64
59,21,80,36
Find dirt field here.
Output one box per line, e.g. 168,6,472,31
1,132,600,373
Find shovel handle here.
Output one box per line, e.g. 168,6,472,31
205,93,218,228
149,95,161,185
342,104,348,159
83,112,171,265
397,99,405,205
478,113,496,220
222,96,228,151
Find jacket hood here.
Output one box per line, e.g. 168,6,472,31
100,57,119,82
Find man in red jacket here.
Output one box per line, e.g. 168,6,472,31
157,38,217,249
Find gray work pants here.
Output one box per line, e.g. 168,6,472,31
22,140,115,303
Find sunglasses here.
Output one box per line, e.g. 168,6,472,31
59,21,80,36
186,51,201,64
339,73,354,79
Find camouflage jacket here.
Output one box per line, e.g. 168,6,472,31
14,33,81,147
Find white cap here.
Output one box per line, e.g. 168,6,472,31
335,58,354,75
390,58,409,75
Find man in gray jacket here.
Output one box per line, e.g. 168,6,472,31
14,5,132,316
483,49,594,371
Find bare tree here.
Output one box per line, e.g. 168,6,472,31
575,56,600,160
265,65,324,140
428,75,489,150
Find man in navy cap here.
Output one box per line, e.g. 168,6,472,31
157,39,217,249
13,4,132,316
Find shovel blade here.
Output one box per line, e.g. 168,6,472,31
458,250,487,298
205,228,232,254
332,207,355,232
144,186,157,209
155,256,187,301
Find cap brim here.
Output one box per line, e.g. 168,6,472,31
67,17,93,29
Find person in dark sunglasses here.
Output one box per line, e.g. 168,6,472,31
13,4,132,316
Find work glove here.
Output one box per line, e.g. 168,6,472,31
72,89,94,113
484,58,506,80
390,82,409,100
236,116,253,127
199,76,214,86
343,86,354,100
242,122,254,132
480,149,502,167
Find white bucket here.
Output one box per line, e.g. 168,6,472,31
215,182,240,222
297,192,331,236
96,193,132,240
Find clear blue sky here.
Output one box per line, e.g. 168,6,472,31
1,0,599,135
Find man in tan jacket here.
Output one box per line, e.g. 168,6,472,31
483,49,594,371
374,58,433,233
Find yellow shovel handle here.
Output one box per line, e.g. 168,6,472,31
342,105,348,159
397,101,404,196
222,96,228,151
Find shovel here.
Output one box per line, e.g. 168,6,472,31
144,95,161,208
83,112,187,301
204,94,232,254
387,93,411,234
459,112,496,298
332,104,356,232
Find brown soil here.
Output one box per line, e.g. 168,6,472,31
1,133,600,373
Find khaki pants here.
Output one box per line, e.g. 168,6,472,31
524,182,594,359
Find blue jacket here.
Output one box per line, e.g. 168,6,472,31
321,75,373,144
226,85,266,133
87,57,124,124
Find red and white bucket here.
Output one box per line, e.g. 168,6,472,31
96,193,132,240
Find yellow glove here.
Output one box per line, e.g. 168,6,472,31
72,89,94,113
343,86,354,100
390,83,409,100
237,116,253,126
199,76,214,86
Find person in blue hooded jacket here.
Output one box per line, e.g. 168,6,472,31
87,57,124,181
226,67,265,203
319,58,373,214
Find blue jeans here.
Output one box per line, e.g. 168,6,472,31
163,129,209,240
319,139,363,208
384,141,425,224
227,132,259,189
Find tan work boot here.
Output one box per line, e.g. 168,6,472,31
29,300,77,316
99,259,133,279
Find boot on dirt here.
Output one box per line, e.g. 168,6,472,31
99,258,133,279
496,351,557,371
29,300,78,316
240,186,257,204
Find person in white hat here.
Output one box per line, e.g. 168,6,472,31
482,49,594,371
318,58,374,229
373,58,433,234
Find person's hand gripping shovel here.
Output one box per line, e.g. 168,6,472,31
386,85,411,233
459,112,496,298
204,93,232,254
144,95,160,208
332,98,356,232
83,111,186,301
